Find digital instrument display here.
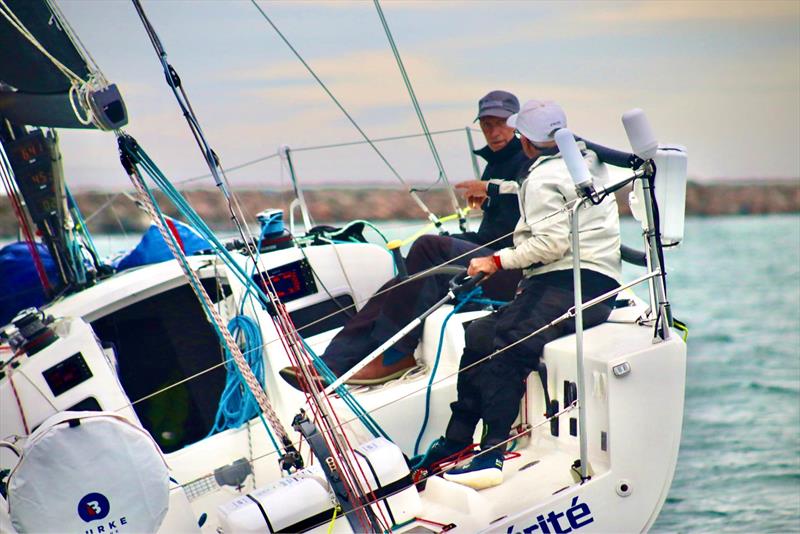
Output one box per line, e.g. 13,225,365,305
8,131,61,225
42,352,93,397
253,259,317,304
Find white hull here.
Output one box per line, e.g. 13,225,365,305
0,242,685,533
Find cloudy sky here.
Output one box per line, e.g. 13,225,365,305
48,0,800,190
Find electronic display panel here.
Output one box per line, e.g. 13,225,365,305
252,259,318,304
42,352,93,396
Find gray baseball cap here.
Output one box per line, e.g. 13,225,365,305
475,90,520,121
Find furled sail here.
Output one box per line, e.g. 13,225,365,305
0,0,126,129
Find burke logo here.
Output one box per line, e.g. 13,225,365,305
78,493,110,522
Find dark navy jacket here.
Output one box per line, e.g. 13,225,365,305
453,136,531,249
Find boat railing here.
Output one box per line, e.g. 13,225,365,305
563,108,684,480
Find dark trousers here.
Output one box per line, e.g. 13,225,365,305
322,235,521,376
445,269,618,449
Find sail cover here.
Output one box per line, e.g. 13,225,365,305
8,411,170,533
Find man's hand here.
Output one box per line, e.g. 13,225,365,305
467,256,498,277
455,180,488,208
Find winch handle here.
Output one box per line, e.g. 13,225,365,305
448,269,486,294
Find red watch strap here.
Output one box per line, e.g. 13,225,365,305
492,254,503,270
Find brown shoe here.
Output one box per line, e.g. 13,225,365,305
279,365,328,391
346,353,417,386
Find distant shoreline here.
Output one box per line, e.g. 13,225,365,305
1,181,798,237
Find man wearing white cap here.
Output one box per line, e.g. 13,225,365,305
419,100,622,490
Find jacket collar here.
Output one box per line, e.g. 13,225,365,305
528,140,587,172
473,136,523,163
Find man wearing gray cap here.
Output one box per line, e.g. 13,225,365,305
279,91,530,389
455,90,531,249
419,100,622,490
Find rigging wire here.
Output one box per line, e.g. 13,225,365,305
248,0,444,229
177,127,472,186
372,0,467,232
80,126,472,228
129,0,261,262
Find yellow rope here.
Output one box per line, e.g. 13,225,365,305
389,207,471,249
673,318,689,342
327,505,341,534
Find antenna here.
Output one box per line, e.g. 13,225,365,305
622,108,658,160
555,128,594,198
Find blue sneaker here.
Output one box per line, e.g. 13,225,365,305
443,449,504,489
415,437,472,472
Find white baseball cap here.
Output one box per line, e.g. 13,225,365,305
507,100,567,143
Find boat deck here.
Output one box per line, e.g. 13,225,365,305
396,435,582,533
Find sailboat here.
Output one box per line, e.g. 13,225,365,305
0,1,688,532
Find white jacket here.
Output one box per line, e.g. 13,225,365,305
496,143,622,283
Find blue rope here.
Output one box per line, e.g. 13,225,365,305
467,297,509,308
122,146,281,453
413,286,482,456
207,315,281,453
122,141,394,449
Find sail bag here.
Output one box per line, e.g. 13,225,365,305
8,411,170,533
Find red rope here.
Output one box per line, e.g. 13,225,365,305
165,217,185,252
0,172,52,294
266,289,391,532
8,369,30,434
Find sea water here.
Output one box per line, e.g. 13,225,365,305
42,214,800,532
640,215,800,533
